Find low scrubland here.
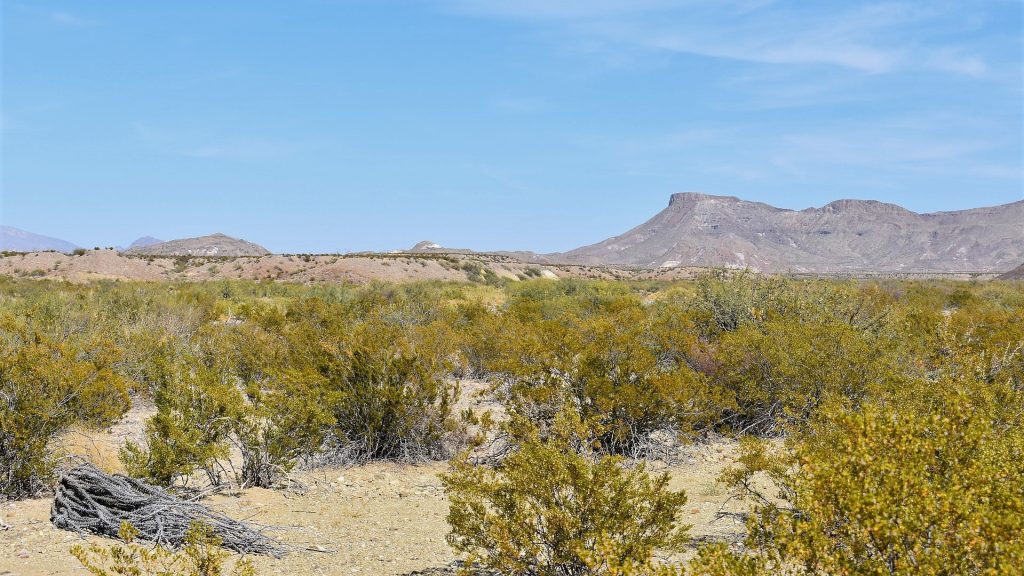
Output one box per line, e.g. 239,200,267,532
1,273,1021,575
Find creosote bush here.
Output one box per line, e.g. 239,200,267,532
442,408,689,576
1,318,129,499
710,318,903,436
123,319,461,487
488,305,710,457
325,343,460,462
121,351,331,488
708,348,1024,575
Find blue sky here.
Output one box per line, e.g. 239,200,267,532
2,1,1022,253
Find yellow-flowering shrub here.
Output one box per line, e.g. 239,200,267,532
442,408,689,576
713,369,1024,575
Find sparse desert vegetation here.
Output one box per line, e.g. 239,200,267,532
1,273,1022,575
6,0,1021,573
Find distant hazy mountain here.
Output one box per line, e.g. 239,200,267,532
556,193,1024,273
125,233,270,257
127,236,163,250
0,226,78,253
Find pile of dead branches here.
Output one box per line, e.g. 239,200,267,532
50,463,284,557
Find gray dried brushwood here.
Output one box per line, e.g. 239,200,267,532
50,463,284,556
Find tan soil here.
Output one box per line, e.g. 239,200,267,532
0,440,747,576
0,379,749,569
1,383,748,575
0,251,704,284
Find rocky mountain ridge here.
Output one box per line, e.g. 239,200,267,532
556,193,1024,273
5,193,1021,273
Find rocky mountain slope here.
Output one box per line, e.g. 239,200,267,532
0,226,78,253
557,193,1024,273
126,233,269,257
998,262,1024,280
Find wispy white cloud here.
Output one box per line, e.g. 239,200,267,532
760,115,1022,181
779,133,986,167
924,47,990,77
49,10,99,27
603,2,919,73
714,67,867,110
573,108,1021,189
441,0,1002,77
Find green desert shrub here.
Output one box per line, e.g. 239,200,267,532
122,339,329,489
442,408,689,576
125,317,463,484
72,521,255,576
685,271,896,340
1,320,129,499
196,323,330,486
710,318,905,435
228,366,331,487
503,278,637,323
711,366,1024,575
686,270,797,337
121,356,238,487
944,304,1024,390
322,326,462,462
490,305,712,456
121,324,318,488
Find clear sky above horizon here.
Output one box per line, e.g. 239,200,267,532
2,1,1022,253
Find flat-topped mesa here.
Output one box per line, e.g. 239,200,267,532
559,193,1024,272
668,192,741,207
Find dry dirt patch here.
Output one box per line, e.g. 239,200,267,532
2,439,747,576
3,384,747,575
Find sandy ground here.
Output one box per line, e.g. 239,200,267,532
1,381,748,576
0,441,747,576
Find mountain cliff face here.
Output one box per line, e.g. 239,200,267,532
126,233,270,257
0,226,79,253
557,193,1024,273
